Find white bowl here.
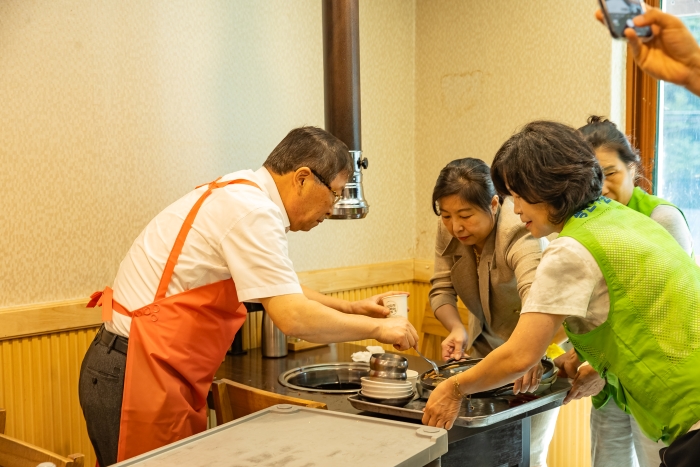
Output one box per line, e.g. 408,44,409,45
361,383,413,393
361,384,412,393
362,391,413,399
362,386,413,395
360,377,412,388
406,369,419,380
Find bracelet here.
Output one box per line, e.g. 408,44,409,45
451,376,466,399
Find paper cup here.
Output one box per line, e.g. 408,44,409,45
383,293,409,318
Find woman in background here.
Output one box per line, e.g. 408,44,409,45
428,158,559,467
554,116,693,467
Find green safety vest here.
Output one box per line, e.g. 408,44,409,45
628,187,694,260
627,186,677,217
592,188,695,411
560,196,700,445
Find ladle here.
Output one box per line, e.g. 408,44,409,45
414,347,440,375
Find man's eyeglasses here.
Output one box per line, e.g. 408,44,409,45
310,169,342,204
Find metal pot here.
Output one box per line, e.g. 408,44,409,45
419,357,557,398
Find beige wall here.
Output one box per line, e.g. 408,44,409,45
0,0,614,308
0,0,416,307
413,0,612,259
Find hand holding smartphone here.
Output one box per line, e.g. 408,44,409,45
597,0,653,40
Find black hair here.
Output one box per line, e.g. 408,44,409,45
432,158,498,216
491,121,603,225
578,116,642,182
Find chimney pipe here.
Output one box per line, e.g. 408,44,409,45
322,0,369,219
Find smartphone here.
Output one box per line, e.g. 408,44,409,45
598,0,653,39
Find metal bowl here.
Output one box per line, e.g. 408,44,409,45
369,353,408,372
359,390,415,407
369,369,407,380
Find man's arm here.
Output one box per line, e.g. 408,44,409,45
301,285,352,313
301,285,406,318
260,293,419,350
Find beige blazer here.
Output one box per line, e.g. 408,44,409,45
428,197,547,357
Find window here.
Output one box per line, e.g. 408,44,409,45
656,2,700,251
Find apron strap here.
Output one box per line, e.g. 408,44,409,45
87,287,133,320
154,178,261,301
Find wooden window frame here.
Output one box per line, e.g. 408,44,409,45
625,0,660,193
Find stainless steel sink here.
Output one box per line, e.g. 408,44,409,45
278,362,369,394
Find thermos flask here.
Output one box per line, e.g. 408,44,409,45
261,306,288,358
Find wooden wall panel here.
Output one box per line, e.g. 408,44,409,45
547,398,592,467
0,328,99,467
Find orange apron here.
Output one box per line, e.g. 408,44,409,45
87,178,259,463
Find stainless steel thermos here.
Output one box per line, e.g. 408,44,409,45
261,307,288,358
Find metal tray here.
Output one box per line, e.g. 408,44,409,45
349,378,570,428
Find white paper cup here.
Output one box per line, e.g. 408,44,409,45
383,293,409,318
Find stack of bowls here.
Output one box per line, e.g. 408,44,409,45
360,377,413,401
359,354,415,406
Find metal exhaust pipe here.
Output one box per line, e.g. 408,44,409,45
322,0,369,219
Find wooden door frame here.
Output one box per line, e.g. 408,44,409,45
625,0,660,193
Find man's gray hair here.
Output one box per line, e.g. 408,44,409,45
264,126,353,182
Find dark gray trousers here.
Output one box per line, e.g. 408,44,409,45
79,326,126,467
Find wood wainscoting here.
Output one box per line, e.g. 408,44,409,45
0,258,591,467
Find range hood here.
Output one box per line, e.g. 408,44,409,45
322,0,369,219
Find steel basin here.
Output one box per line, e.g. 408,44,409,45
278,362,369,394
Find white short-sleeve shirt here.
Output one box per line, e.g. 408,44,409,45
106,167,302,338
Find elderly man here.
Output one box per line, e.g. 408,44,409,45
79,126,418,466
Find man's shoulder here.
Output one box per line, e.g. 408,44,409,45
202,170,284,229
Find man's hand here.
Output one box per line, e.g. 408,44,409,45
350,291,409,318
422,377,463,430
441,327,468,361
513,361,543,395
554,348,582,379
563,365,606,404
375,317,419,351
595,7,700,97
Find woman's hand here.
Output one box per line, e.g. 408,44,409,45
563,364,606,404
349,291,409,318
512,360,543,395
422,377,463,430
441,327,469,361
554,347,582,379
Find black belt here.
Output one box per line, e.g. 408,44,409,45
97,326,129,355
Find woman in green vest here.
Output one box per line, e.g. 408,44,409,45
552,116,694,467
422,120,700,467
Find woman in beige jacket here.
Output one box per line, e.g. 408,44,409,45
428,158,558,467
